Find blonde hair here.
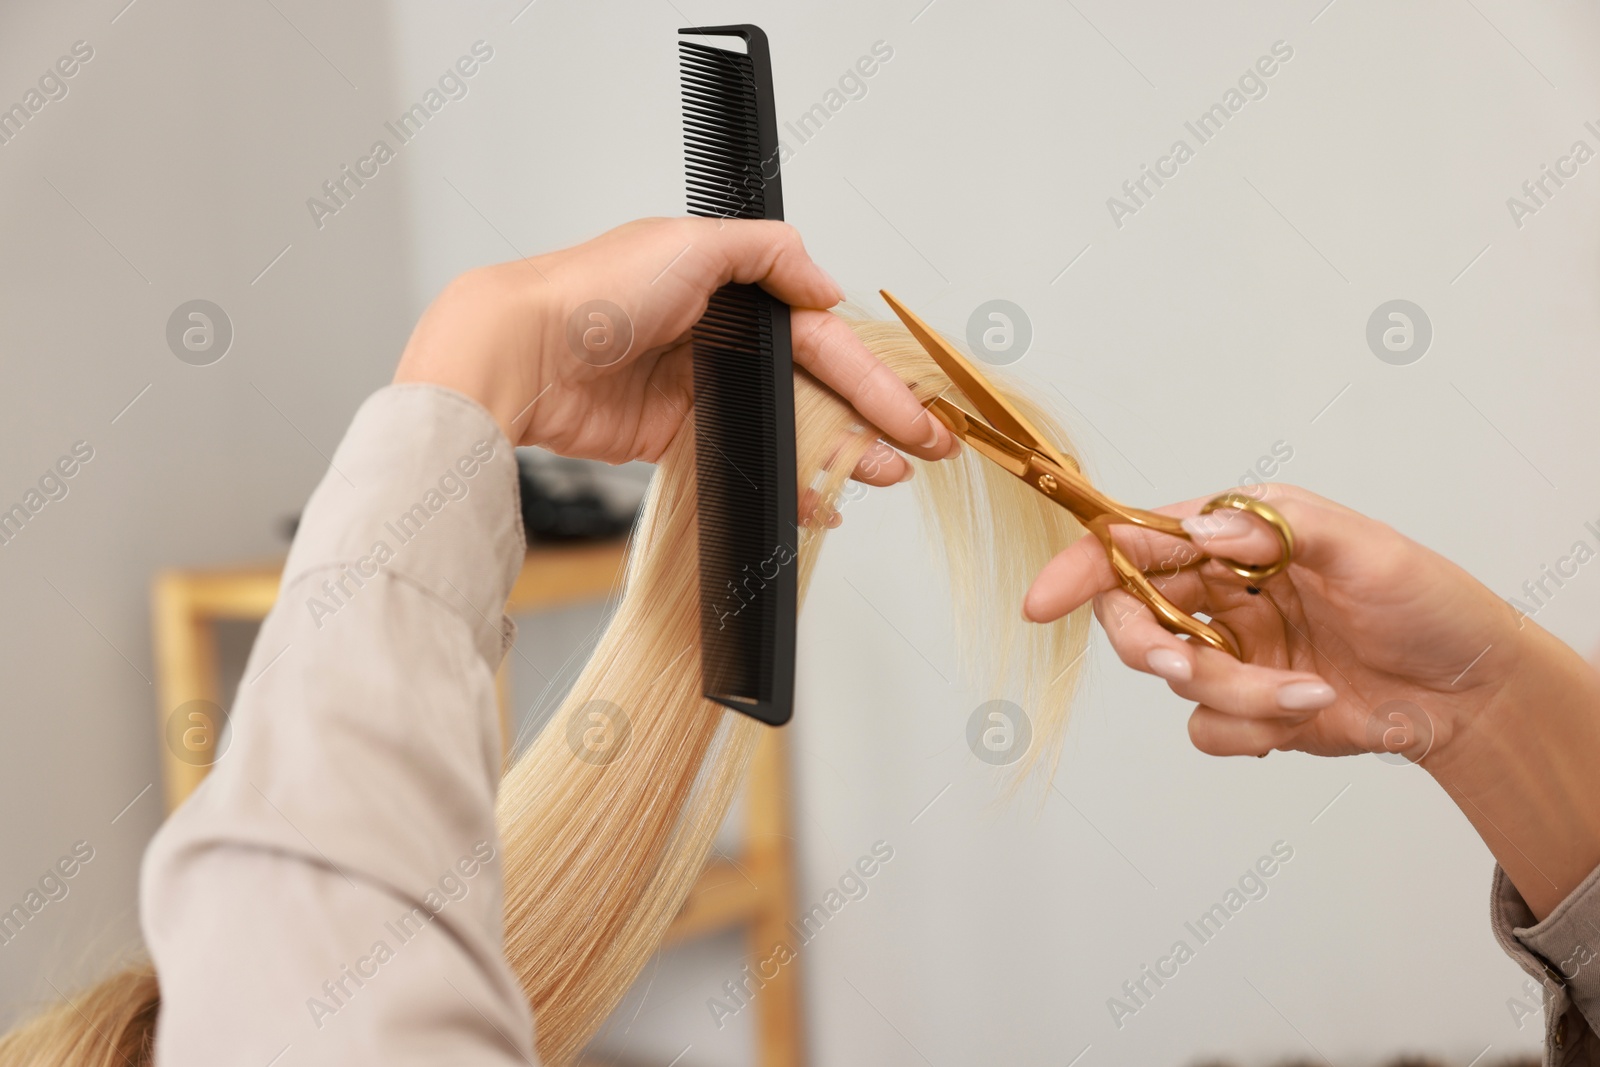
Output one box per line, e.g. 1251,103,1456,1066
0,961,157,1066
0,317,1089,1066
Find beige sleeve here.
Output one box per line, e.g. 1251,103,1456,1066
1492,864,1600,1066
140,384,539,1066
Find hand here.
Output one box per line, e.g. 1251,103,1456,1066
1022,484,1524,762
1025,482,1600,918
393,217,957,487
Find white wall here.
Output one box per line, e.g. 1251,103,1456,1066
0,0,419,1022
7,0,1600,1064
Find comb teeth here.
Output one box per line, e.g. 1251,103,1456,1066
679,26,797,726
693,283,785,712
679,40,771,220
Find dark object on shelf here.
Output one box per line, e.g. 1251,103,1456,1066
517,453,639,544
278,455,640,546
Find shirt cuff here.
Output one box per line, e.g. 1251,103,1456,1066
1492,863,1600,1062
281,383,525,666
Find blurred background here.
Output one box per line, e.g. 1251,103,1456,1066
4,1,1598,1064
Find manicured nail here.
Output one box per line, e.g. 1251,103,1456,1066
946,437,962,459
1146,648,1192,682
1276,680,1336,711
919,417,943,450
896,463,915,484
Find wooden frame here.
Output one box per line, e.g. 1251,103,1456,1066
150,540,804,1067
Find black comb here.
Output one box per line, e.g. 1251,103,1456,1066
678,25,797,726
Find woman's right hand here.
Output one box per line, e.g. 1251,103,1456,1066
1025,482,1600,917
1021,484,1529,763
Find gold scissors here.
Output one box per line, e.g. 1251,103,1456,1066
881,290,1294,658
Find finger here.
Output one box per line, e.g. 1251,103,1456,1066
597,219,956,458
1085,579,1231,676
815,433,909,487
1163,644,1335,723
1029,523,1259,626
1024,536,1119,623
1179,507,1286,570
851,441,912,487
1092,587,1195,676
1029,485,1367,597
1028,518,1208,612
1187,706,1304,757
686,217,843,309
1086,576,1335,725
791,308,955,460
798,486,841,529
1179,487,1380,576
597,218,844,359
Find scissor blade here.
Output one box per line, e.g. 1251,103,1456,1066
880,290,1073,472
927,397,1031,477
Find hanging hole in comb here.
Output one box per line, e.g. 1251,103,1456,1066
680,32,749,54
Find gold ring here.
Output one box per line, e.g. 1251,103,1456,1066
1197,493,1294,582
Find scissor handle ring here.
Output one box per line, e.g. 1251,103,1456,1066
1197,493,1294,582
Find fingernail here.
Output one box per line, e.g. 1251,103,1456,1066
1276,680,1336,711
947,437,962,458
1146,648,1192,682
896,463,915,484
819,266,843,303
919,418,943,450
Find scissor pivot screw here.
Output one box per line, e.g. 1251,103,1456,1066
1037,473,1057,493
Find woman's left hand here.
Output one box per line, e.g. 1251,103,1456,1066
394,217,957,485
